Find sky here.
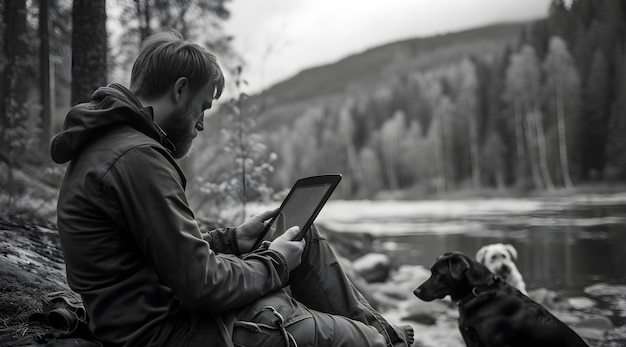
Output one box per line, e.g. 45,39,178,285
223,0,553,94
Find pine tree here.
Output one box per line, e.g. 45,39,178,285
581,49,610,178
604,46,626,179
71,0,107,104
505,46,553,190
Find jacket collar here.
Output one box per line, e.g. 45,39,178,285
456,275,501,306
109,83,177,154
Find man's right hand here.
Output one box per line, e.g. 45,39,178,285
269,226,305,272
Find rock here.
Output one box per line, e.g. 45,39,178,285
352,252,391,283
320,226,375,260
573,315,614,330
369,265,430,301
584,283,626,297
404,312,437,325
528,288,569,311
568,296,596,310
401,299,452,323
572,316,614,341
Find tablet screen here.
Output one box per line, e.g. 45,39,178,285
263,183,332,242
252,174,342,249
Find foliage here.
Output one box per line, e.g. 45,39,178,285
196,68,276,225
110,0,238,84
251,0,626,197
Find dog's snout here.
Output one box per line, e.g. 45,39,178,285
413,287,422,297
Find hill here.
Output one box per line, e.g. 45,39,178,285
193,21,530,201
248,22,524,129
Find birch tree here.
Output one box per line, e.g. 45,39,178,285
506,46,553,190
337,99,362,195
543,36,581,188
379,110,405,190
457,59,481,188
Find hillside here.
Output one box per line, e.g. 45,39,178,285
249,22,524,129
194,21,531,200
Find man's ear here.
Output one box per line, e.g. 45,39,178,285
172,77,189,104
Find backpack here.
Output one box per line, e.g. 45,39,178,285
25,291,101,346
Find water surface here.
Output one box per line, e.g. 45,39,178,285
316,194,626,325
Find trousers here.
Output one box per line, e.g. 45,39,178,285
161,226,405,347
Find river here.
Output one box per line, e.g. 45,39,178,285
312,193,626,329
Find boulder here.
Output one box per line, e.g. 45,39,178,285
401,300,451,325
571,315,614,341
352,252,391,283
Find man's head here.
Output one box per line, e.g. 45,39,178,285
130,28,225,159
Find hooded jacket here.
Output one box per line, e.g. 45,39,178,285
51,84,289,346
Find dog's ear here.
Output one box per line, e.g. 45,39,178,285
448,255,470,280
475,246,487,264
504,244,518,261
465,259,495,287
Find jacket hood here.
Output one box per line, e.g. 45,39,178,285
50,83,169,164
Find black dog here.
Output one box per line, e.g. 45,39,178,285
414,252,589,347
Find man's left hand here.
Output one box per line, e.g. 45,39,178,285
235,208,278,253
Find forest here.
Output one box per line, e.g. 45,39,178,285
233,0,626,201
1,0,626,221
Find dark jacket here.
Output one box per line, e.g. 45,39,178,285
51,84,289,346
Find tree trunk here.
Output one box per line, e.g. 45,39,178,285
523,100,544,189
39,0,52,153
513,98,527,187
135,0,152,41
343,140,361,197
533,106,555,190
2,0,28,206
468,113,481,189
439,119,448,193
556,75,574,188
71,0,107,105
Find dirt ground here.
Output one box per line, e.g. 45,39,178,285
1,211,624,347
0,213,70,346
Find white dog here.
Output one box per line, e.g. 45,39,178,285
475,243,527,294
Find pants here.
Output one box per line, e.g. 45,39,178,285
167,226,405,347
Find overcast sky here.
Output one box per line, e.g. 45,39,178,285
223,0,553,93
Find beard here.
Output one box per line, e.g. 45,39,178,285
162,105,197,159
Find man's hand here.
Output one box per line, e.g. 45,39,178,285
269,226,306,272
235,209,278,253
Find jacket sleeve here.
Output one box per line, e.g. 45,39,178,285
201,227,241,254
100,145,289,313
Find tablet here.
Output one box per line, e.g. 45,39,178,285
253,174,342,249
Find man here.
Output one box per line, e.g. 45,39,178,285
51,29,414,347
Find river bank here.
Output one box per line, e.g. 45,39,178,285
1,211,625,346
324,227,626,347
